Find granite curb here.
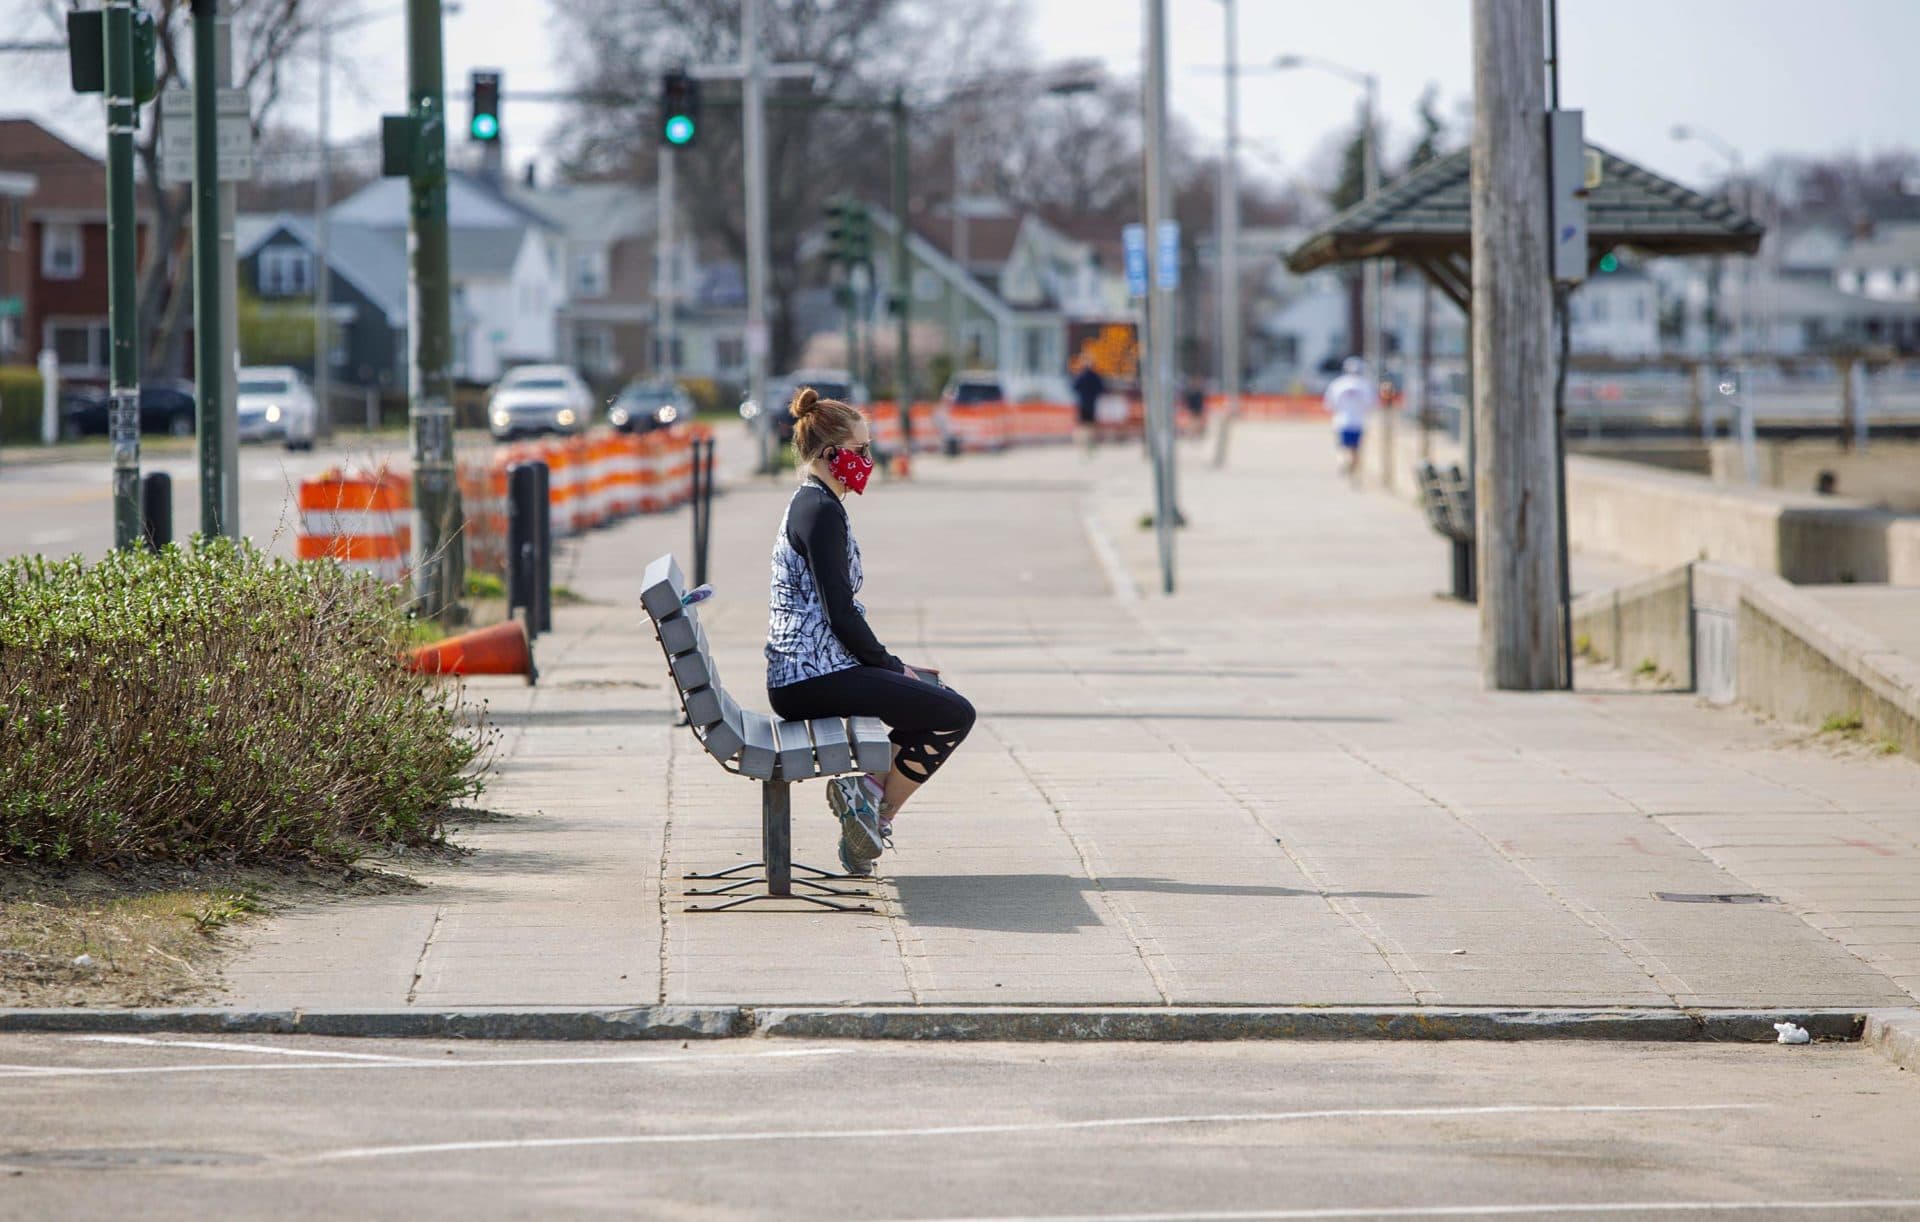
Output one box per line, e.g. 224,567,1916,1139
1862,1009,1920,1073
0,1005,1879,1045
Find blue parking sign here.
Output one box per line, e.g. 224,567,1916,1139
1156,220,1180,290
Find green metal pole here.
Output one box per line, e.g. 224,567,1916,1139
104,0,141,550
190,0,225,538
890,92,913,444
406,0,463,620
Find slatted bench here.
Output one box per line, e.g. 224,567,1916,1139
641,554,893,913
1416,461,1477,603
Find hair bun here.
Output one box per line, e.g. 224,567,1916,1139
790,386,821,419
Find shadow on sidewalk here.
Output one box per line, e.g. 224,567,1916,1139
896,873,1424,934
482,707,679,727
987,711,1390,724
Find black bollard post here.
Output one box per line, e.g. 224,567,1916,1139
697,436,716,586
140,471,172,552
689,436,709,587
529,459,553,634
506,461,538,637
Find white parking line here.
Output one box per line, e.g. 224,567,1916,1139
860,1201,1920,1221
73,1035,416,1062
298,1102,1760,1164
0,1046,844,1081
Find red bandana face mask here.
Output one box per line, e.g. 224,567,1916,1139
827,446,874,495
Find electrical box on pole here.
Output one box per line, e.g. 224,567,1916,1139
1548,108,1587,286
469,70,501,142
660,69,699,147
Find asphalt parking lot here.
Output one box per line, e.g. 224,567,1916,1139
1,1034,1917,1220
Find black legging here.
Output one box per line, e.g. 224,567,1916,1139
769,667,975,783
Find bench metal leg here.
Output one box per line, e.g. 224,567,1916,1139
764,780,793,896
1450,538,1477,603
681,778,880,914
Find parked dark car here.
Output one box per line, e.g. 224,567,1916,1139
608,378,690,434
60,380,197,439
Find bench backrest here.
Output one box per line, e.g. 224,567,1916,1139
640,554,890,783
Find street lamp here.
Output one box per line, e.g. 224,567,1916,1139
1273,54,1381,388
940,62,1103,370
1672,123,1757,479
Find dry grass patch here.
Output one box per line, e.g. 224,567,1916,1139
0,862,421,1008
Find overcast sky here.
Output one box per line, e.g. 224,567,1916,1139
6,0,1918,198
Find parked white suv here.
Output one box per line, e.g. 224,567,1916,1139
487,365,595,440
235,366,318,451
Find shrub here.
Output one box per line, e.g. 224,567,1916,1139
0,539,491,864
0,365,45,444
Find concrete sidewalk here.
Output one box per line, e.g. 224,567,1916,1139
222,423,1920,1012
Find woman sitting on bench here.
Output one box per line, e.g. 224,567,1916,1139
765,387,976,876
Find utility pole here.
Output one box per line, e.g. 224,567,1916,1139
406,0,462,618
891,90,913,436
1142,0,1176,594
1469,0,1559,690
742,0,771,470
104,0,141,549
191,0,228,535
1210,0,1241,470
658,143,676,377
314,18,333,440
1361,77,1387,486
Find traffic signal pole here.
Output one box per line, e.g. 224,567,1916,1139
104,0,141,549
191,0,230,536
891,91,913,435
406,0,464,619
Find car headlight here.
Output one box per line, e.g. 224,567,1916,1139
656,404,678,425
739,399,760,420
264,404,282,423
610,407,630,426
557,408,577,427
491,410,510,427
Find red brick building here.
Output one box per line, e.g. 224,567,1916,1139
0,118,150,378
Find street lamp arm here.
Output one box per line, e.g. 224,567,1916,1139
1273,53,1375,91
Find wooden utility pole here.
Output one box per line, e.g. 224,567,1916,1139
1469,0,1560,690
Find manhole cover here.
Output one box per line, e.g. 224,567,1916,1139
0,1147,263,1171
1653,892,1777,904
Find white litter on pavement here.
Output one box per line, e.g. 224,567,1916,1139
1774,1022,1812,1045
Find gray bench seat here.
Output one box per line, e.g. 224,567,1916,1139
641,554,889,912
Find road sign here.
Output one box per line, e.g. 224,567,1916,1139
159,89,253,183
1121,223,1148,299
1155,219,1180,290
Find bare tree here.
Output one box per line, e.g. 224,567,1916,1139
549,0,1035,371
36,0,321,378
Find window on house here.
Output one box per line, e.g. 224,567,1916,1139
963,323,992,364
715,336,745,371
1,198,19,249
258,246,312,297
1589,296,1609,323
571,249,609,298
574,325,612,373
1024,329,1046,372
42,221,82,280
47,320,109,372
650,335,683,370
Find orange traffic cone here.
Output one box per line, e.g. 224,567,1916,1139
408,620,536,684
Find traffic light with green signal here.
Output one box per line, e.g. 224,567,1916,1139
469,70,501,142
823,196,873,267
660,70,699,147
